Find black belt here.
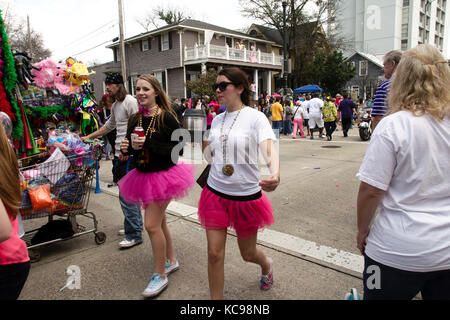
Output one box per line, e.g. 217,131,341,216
206,184,262,202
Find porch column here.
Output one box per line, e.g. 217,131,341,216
267,71,272,96
254,69,259,101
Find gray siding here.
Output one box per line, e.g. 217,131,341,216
345,54,383,98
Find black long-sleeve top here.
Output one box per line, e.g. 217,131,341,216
123,111,180,172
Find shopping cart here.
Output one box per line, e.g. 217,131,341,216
18,147,106,262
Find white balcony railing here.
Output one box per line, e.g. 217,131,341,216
184,44,283,67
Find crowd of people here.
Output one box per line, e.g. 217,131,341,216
1,44,449,301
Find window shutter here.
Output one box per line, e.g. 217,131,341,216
140,40,143,51
169,32,172,50
158,35,162,51
162,71,166,91
148,38,151,50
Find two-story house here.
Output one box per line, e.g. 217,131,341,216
90,19,283,101
344,51,384,100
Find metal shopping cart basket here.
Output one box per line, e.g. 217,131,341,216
18,147,106,262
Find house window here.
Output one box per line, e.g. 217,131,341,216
401,39,408,51
129,75,139,96
113,47,120,62
161,33,170,51
153,71,166,91
141,39,150,51
359,60,368,76
350,61,356,70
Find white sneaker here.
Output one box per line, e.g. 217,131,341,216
119,239,142,248
142,273,168,298
118,229,125,236
164,260,179,275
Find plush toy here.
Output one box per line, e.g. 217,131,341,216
32,58,63,89
13,50,40,88
62,57,95,92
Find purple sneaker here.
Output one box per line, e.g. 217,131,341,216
260,258,273,290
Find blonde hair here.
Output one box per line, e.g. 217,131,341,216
0,124,21,218
388,44,450,120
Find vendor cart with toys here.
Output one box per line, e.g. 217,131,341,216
18,142,106,262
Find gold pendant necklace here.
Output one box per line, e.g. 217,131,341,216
219,106,244,177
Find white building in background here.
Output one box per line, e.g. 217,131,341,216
336,0,450,59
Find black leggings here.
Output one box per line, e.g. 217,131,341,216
0,261,30,300
363,254,450,300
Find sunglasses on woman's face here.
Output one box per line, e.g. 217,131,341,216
213,81,236,92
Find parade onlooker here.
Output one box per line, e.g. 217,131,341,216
206,106,214,130
271,97,283,138
282,97,293,136
301,95,311,136
322,96,338,141
292,100,305,139
0,124,30,300
119,74,195,298
338,94,357,137
307,93,325,139
199,67,280,299
371,50,402,131
97,94,116,161
82,73,142,248
356,44,450,300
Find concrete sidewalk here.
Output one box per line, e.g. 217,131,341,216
19,152,364,300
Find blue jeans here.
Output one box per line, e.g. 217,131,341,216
119,194,143,242
272,121,282,139
283,119,292,135
114,156,143,242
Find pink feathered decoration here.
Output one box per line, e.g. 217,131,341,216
31,58,79,94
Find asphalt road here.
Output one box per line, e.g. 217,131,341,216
18,126,370,301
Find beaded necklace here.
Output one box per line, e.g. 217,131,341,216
219,106,244,176
138,106,159,139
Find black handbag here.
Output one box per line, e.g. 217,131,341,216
196,164,211,188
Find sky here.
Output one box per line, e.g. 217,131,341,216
6,0,258,65
3,0,450,65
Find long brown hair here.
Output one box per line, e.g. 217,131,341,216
0,124,21,218
130,74,179,128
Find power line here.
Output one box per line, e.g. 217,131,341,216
57,19,118,50
68,38,117,58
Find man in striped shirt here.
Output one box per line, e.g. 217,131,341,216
371,50,402,131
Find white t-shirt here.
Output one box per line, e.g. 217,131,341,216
301,101,310,119
307,98,324,117
292,104,303,119
356,111,450,272
207,107,276,196
104,94,138,157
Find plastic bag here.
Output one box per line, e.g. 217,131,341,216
28,184,53,212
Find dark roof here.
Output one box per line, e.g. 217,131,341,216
249,25,283,44
249,22,324,47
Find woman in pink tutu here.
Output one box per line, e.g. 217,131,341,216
119,74,194,298
199,67,280,299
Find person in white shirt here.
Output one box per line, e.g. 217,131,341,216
199,67,280,299
307,94,325,139
82,73,143,249
292,100,305,138
356,44,450,300
301,95,311,136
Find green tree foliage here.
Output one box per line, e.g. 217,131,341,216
303,51,355,96
239,0,346,88
186,68,218,98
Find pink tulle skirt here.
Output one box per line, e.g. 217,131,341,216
197,186,274,238
117,163,195,208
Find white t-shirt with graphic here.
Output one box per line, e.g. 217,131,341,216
357,111,450,272
207,107,276,196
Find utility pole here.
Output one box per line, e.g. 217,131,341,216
282,1,288,97
118,0,128,90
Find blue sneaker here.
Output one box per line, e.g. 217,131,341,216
344,288,361,300
164,260,179,275
142,273,168,298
